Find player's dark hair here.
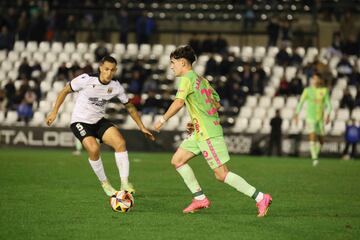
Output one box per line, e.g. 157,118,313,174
100,55,117,65
170,45,197,64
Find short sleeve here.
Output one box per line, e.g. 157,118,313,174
69,73,89,92
175,77,193,100
116,82,129,104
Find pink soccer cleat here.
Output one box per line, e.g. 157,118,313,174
183,198,211,213
256,194,272,217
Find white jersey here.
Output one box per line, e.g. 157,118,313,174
69,73,128,124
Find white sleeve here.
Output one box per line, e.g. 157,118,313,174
69,73,89,92
117,82,129,104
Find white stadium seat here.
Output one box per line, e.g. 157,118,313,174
336,109,350,121
26,41,38,52
39,41,50,52
246,118,262,133
272,96,285,109
331,120,346,136
239,106,252,119
14,41,25,52
232,117,248,133
64,42,76,53
259,96,272,108
245,96,258,108
77,42,88,53
52,42,63,53
253,107,266,119
29,112,46,127
3,111,18,126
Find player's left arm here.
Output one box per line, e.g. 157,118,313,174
125,102,155,141
324,89,332,124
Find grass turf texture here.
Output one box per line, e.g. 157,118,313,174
0,148,359,240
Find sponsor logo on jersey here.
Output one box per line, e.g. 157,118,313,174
107,87,113,94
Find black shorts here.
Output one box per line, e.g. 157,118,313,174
70,118,114,142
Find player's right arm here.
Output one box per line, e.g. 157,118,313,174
293,88,308,124
46,84,72,126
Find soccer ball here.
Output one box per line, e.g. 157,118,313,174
110,190,134,212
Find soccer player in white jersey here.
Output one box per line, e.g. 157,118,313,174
46,56,155,196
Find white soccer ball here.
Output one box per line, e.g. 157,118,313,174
110,190,134,212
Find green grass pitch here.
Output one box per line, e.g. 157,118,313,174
0,148,359,240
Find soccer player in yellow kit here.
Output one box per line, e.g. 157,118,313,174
154,45,272,216
294,72,332,166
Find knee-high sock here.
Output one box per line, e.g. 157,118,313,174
115,151,129,185
176,164,205,199
88,158,107,182
309,141,317,160
315,142,322,157
224,172,257,198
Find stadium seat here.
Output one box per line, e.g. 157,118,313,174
254,46,266,60
162,115,180,130
272,96,285,109
164,45,176,55
331,120,346,136
55,112,71,127
29,112,45,127
58,52,70,62
26,41,38,52
53,81,65,92
239,106,252,119
253,107,266,119
45,52,57,63
281,108,294,120
336,109,350,121
232,117,248,133
139,44,151,57
33,52,45,62
127,43,138,57
296,47,305,58
83,52,95,62
114,43,126,55
262,56,275,68
246,118,262,133
39,41,50,53
286,96,298,108
259,96,271,108
152,44,164,57
77,42,89,53
267,46,279,57
281,119,290,133
52,42,63,53
228,46,240,57
245,96,257,108
141,114,154,127
3,111,18,126
38,100,52,113
121,115,138,130
285,66,297,80
0,111,4,123
7,51,19,62
64,42,76,53
260,118,271,134
351,108,360,121
241,46,253,61
272,66,284,79
178,116,191,131
14,41,25,52
70,52,83,63
1,61,13,72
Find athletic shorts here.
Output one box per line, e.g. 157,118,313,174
179,134,230,169
306,120,325,136
70,118,114,142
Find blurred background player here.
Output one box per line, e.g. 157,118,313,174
341,119,360,160
46,56,155,196
294,72,332,166
154,45,272,217
72,138,83,156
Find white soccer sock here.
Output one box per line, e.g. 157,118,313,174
88,158,107,182
115,151,130,186
176,164,205,200
224,172,257,198
255,192,264,203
